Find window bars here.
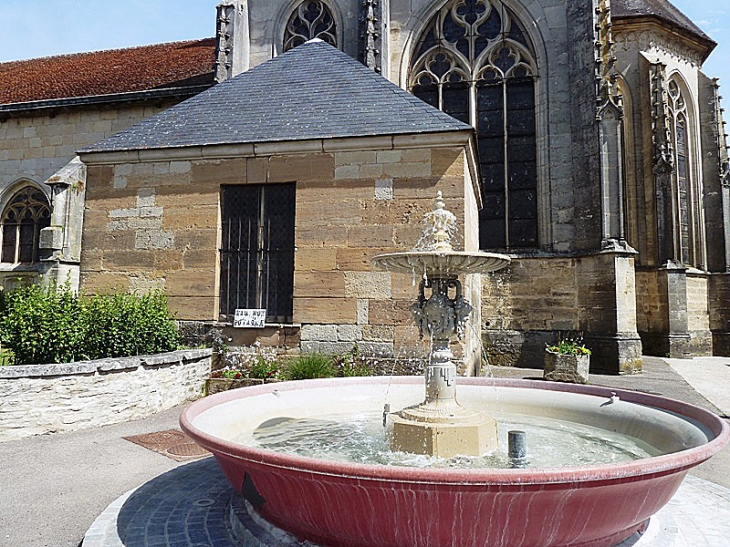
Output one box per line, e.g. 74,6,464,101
219,184,296,324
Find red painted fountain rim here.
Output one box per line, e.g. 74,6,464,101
180,376,729,485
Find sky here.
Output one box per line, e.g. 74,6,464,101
0,0,727,103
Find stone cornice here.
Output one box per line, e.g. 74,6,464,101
613,23,709,66
79,130,475,164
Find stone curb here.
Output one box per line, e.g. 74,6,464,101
0,348,212,379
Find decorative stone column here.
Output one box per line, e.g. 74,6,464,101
596,0,627,247
649,61,677,266
359,0,389,76
580,247,643,374
39,157,86,292
215,0,250,83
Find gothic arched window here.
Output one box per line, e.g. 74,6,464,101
410,0,538,249
283,1,337,52
667,80,693,266
1,186,51,264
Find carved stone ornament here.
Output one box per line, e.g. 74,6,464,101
614,29,703,67
411,278,473,341
409,0,536,88
215,3,235,82
649,62,674,175
360,0,382,73
595,0,623,117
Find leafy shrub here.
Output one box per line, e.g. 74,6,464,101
0,284,180,365
283,352,335,380
248,356,281,379
83,290,180,359
0,283,86,365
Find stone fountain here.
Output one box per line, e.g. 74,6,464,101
181,191,730,547
372,192,510,457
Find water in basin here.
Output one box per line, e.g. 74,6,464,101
244,410,660,469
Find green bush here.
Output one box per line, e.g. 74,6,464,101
83,290,180,359
0,284,180,365
283,353,335,380
0,283,86,365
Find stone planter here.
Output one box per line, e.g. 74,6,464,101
205,377,280,395
543,352,590,384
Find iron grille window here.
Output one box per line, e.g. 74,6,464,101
219,184,296,323
0,186,50,264
409,0,538,250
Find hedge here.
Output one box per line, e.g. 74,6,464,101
0,284,180,365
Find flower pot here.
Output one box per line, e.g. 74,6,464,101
543,352,590,384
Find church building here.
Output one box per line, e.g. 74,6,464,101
0,0,728,374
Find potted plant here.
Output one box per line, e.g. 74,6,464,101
206,342,282,394
544,337,591,384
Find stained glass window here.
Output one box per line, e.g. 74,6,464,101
410,0,538,249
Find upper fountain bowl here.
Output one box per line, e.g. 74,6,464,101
371,192,510,277
371,250,510,277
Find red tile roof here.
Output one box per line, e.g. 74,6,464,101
0,38,216,107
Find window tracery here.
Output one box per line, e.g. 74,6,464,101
283,1,337,52
410,0,538,249
1,186,51,264
667,79,693,266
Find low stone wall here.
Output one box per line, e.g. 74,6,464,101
0,348,212,442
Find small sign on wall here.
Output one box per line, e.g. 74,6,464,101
233,309,266,328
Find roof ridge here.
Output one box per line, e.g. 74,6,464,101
0,37,215,67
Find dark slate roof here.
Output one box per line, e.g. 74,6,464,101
0,39,216,107
612,0,716,51
81,40,471,153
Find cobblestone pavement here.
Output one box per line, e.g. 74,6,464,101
82,458,239,547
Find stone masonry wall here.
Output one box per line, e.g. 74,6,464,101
710,274,730,356
0,103,176,191
0,349,211,441
295,146,475,363
635,270,668,334
83,158,221,317
482,251,642,373
82,144,479,365
482,256,580,367
686,273,712,355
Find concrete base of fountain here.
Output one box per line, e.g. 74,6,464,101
391,401,498,458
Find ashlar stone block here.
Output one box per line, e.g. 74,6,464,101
344,271,391,299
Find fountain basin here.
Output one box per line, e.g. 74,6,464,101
180,377,729,547
371,250,509,276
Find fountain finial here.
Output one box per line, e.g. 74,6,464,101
419,191,456,253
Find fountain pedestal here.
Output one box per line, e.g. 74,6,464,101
372,192,509,458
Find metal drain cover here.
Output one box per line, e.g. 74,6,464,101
124,429,209,462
